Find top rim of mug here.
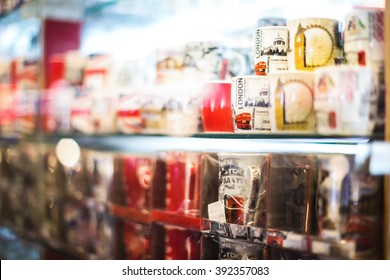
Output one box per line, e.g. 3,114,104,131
202,79,232,84
351,5,385,12
286,17,341,23
254,26,288,30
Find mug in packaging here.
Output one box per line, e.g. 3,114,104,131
344,7,385,131
201,80,234,132
216,153,265,226
263,154,318,235
165,152,201,216
287,18,344,71
314,65,377,135
269,71,315,133
122,155,154,210
253,26,288,75
231,75,271,133
316,155,352,242
316,154,382,258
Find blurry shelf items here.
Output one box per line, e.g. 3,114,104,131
0,0,389,260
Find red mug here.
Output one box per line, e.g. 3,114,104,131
201,81,234,132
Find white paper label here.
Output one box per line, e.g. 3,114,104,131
208,200,226,223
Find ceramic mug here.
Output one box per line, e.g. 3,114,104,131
182,41,228,81
268,71,315,133
231,75,271,133
287,18,344,71
201,80,234,132
344,7,385,132
314,65,377,135
253,26,288,75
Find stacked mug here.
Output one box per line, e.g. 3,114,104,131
202,9,384,136
231,17,345,135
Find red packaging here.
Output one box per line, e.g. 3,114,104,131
165,152,201,216
165,227,200,260
123,156,154,210
47,54,65,88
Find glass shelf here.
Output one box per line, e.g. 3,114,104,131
2,133,389,175
37,132,374,155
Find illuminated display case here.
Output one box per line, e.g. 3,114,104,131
0,0,389,260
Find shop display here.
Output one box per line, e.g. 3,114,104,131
0,0,388,261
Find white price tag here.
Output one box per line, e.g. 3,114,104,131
208,200,226,223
